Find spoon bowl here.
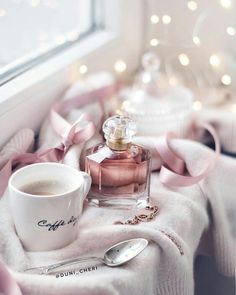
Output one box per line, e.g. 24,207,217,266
24,238,149,274
104,238,148,267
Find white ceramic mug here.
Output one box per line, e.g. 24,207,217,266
8,163,91,251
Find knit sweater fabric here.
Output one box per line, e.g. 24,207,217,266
0,138,235,295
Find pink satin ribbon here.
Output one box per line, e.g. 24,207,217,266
50,82,118,144
0,261,22,295
0,129,95,196
0,83,117,197
88,123,220,187
52,83,117,117
157,123,220,187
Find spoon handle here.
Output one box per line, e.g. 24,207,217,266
24,256,102,275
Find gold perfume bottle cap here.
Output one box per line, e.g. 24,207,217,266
103,116,137,150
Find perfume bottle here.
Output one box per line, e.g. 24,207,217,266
85,116,151,208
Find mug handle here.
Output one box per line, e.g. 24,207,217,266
80,172,92,200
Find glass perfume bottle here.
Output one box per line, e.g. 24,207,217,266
85,116,151,208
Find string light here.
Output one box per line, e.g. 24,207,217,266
178,54,190,66
114,60,127,73
231,103,236,112
55,34,66,45
169,76,179,86
150,38,159,47
162,15,172,24
221,74,231,85
193,101,202,110
226,26,235,36
220,0,232,9
188,1,198,11
193,36,201,45
142,73,151,84
79,65,88,75
209,54,221,67
0,8,6,17
150,14,159,24
67,31,79,41
29,0,40,7
115,109,123,116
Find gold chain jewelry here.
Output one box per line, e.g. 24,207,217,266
114,205,159,225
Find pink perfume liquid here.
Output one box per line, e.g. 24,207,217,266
85,143,150,206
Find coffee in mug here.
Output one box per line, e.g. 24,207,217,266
19,180,72,196
8,163,91,251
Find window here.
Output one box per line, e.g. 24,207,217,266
0,0,143,147
0,0,103,85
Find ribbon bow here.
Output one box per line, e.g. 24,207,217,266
0,121,95,196
0,83,117,196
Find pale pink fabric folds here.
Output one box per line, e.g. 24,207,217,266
0,140,235,295
0,73,235,295
0,261,22,295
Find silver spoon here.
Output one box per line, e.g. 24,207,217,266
24,238,148,275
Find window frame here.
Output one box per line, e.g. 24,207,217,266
0,0,144,147
0,0,101,87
